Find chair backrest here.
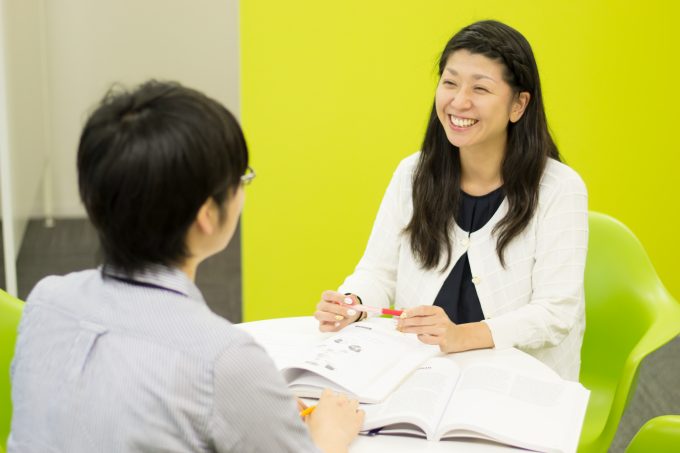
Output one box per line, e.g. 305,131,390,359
0,290,23,451
625,415,680,453
578,212,680,453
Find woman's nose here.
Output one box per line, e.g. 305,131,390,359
450,89,472,110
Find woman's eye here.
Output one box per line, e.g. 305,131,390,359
474,86,489,93
443,80,457,87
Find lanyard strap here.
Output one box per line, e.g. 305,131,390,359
107,274,188,298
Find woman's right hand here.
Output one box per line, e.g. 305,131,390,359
305,389,364,453
314,290,361,332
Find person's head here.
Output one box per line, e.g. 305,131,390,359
432,20,554,157
78,80,249,275
407,20,560,270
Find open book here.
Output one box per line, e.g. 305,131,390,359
265,318,441,403
361,351,590,453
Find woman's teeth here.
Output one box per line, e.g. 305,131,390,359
450,115,477,128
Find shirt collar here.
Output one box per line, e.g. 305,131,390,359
100,264,205,302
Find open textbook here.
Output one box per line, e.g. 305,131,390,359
361,352,590,453
267,318,442,403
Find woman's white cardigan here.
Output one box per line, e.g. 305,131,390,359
339,152,588,380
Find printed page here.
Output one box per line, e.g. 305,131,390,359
435,363,589,453
245,330,321,369
282,318,441,403
361,357,461,440
236,317,329,369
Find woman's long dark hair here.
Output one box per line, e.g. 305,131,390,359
405,20,560,270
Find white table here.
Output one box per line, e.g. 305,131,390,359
237,316,561,453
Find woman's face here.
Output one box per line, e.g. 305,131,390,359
435,49,528,154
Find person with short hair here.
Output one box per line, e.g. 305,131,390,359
9,81,363,453
315,20,588,381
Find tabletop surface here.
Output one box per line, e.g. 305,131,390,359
237,316,561,453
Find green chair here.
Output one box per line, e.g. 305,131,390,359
625,415,680,453
578,212,680,453
0,289,23,453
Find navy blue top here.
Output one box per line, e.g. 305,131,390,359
433,187,505,324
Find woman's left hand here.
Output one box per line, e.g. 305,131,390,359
396,305,459,352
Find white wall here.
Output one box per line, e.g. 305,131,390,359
1,0,51,294
44,0,240,216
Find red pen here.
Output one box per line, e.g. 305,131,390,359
352,305,404,317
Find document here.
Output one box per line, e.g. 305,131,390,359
274,318,441,403
361,352,590,453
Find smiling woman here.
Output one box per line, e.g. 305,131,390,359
315,20,588,382
435,50,530,166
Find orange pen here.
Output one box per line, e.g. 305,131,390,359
299,405,316,418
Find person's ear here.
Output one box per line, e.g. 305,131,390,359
510,91,530,123
195,198,216,235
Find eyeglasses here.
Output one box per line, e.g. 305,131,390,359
240,166,256,186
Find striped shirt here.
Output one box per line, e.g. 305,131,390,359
9,266,319,453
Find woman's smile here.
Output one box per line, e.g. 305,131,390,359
448,114,478,129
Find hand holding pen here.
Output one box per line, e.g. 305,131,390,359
299,390,364,453
314,290,363,332
315,290,406,332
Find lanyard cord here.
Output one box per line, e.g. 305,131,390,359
106,274,188,298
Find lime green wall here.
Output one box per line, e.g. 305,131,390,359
241,1,680,321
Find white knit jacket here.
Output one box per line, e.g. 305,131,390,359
339,152,588,380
